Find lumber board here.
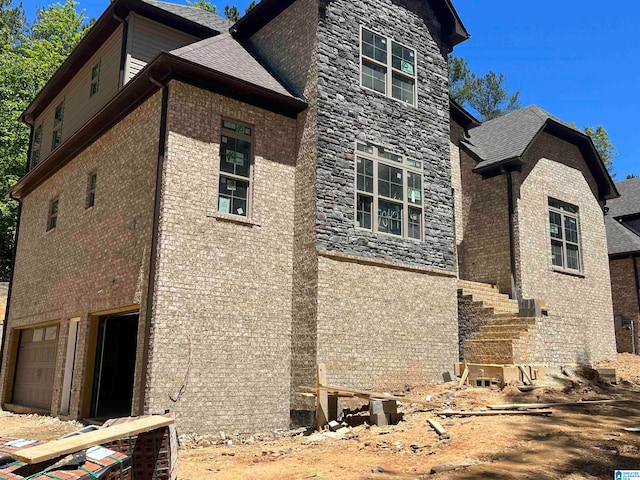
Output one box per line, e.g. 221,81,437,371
428,419,447,435
623,427,640,432
518,365,532,385
436,409,553,417
487,399,623,410
11,416,174,464
301,384,405,401
317,364,330,431
458,366,469,388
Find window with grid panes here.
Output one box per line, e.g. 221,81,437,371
90,62,100,97
218,120,252,217
360,27,417,106
52,102,64,150
47,198,59,231
549,198,581,272
355,142,423,239
86,172,97,209
31,124,43,168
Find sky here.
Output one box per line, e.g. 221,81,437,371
18,0,639,179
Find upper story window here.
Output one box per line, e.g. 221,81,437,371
52,101,64,150
47,197,59,231
549,198,581,272
90,62,100,97
85,172,97,209
360,27,417,106
355,142,423,240
217,119,253,218
31,124,43,168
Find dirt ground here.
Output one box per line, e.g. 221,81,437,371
1,354,639,480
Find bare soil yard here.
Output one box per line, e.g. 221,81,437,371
1,354,639,480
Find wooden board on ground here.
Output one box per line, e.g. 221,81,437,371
428,419,447,435
436,409,553,417
623,427,640,432
11,415,174,464
458,366,469,388
487,399,623,410
518,365,533,385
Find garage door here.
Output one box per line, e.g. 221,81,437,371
12,325,59,410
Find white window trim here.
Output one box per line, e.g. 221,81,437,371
549,198,582,274
359,25,418,107
354,141,424,240
31,123,43,168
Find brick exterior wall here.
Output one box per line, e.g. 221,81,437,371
0,93,161,417
514,132,616,364
609,256,639,353
248,0,320,421
145,81,298,434
317,253,458,388
457,150,512,294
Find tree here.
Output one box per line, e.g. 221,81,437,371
448,55,521,121
582,125,617,178
627,174,638,179
187,0,218,14
224,4,239,21
245,0,257,13
0,0,89,280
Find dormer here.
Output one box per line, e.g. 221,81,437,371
22,0,231,172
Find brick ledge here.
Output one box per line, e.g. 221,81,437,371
318,250,456,278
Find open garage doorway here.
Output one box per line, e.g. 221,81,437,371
90,312,138,420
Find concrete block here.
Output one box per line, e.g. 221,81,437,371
370,413,390,426
369,399,397,415
443,370,456,382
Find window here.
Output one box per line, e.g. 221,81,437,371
549,199,581,272
360,27,417,106
31,124,43,168
217,119,252,217
90,62,100,96
47,198,59,231
52,102,64,150
85,172,97,209
355,142,423,240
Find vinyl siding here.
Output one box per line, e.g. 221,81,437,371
125,13,198,82
31,25,124,168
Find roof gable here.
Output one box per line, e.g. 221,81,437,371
460,105,619,201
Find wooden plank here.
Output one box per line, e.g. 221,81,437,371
11,416,174,464
518,365,532,385
436,409,553,417
428,419,447,435
317,364,329,431
487,399,623,410
301,384,405,401
623,427,640,432
458,366,469,388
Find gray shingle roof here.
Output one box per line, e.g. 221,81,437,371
461,105,579,170
607,177,640,218
169,34,300,100
141,0,233,32
606,217,640,255
606,177,640,255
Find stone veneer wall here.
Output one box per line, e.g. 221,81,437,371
0,93,161,417
317,254,458,388
457,151,512,294
450,120,464,262
316,0,454,270
609,256,639,353
249,0,320,422
145,81,298,434
515,132,616,364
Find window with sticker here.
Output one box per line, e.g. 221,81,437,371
218,120,253,217
355,141,423,240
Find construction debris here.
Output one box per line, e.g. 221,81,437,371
436,409,553,417
487,399,623,410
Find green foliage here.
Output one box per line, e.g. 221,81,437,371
448,55,521,121
582,125,617,177
627,174,638,179
224,4,239,21
0,0,89,280
245,0,257,13
187,0,218,14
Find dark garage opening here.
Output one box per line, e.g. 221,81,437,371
91,312,138,419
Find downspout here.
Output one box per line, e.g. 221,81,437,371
0,122,32,404
138,75,169,415
632,254,640,355
506,171,518,300
113,10,129,89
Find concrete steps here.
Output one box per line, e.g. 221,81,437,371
458,279,539,365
